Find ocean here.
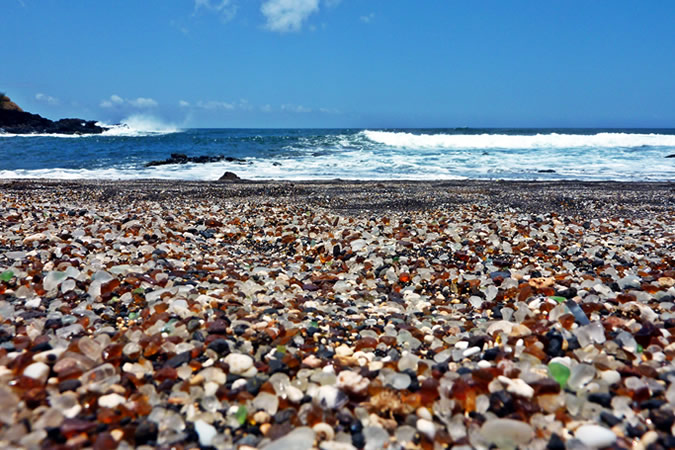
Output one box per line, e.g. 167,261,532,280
1,123,674,181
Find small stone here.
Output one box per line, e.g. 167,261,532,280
253,392,279,415
23,362,50,383
416,418,436,439
480,418,534,448
337,370,370,394
316,385,348,409
397,352,419,372
574,424,616,448
262,426,315,450
363,426,389,450
335,344,354,357
98,393,126,409
302,354,323,368
224,353,254,375
497,376,534,398
194,419,218,447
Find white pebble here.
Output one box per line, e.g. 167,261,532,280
417,418,436,439
23,362,50,383
497,376,534,398
98,393,126,409
575,424,616,448
224,353,254,375
194,419,218,447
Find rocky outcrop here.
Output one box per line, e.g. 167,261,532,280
218,171,241,181
0,94,107,135
145,153,246,167
0,94,23,112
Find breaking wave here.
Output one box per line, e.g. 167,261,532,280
362,130,675,149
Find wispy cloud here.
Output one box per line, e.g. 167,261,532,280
196,100,235,110
100,94,158,109
35,93,60,106
261,0,319,33
282,104,312,113
194,0,237,22
360,12,375,23
179,100,191,108
129,97,158,108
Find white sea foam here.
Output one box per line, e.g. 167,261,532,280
100,115,180,137
363,130,675,149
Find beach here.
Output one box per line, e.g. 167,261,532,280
1,179,674,449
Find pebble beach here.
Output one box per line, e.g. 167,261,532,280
0,179,674,450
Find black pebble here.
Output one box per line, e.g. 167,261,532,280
352,432,365,449
545,330,565,357
58,379,82,392
207,338,230,354
546,433,565,450
483,348,499,361
192,331,205,342
274,408,296,424
135,420,158,446
588,392,612,408
489,390,514,417
600,411,622,427
164,350,191,368
649,409,674,431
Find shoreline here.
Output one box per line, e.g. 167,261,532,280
0,178,674,448
2,178,673,217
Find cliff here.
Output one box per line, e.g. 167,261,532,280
0,93,107,135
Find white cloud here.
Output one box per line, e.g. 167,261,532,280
179,100,191,108
260,104,273,113
360,13,375,23
282,104,312,113
35,93,59,105
129,97,158,108
196,100,235,110
261,0,319,32
194,0,237,22
100,94,158,109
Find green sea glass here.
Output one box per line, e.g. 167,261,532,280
548,362,570,388
0,270,14,282
235,405,247,425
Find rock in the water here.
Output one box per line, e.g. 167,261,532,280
574,424,616,448
480,418,534,448
219,171,241,181
145,153,246,167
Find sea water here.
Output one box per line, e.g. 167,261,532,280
1,124,674,181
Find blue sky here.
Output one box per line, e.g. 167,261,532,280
2,0,674,128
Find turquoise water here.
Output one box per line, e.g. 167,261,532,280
1,127,674,181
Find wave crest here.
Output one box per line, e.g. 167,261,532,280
362,130,675,149
100,115,180,137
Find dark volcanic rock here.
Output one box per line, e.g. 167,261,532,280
219,171,241,181
145,153,246,167
0,95,107,135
